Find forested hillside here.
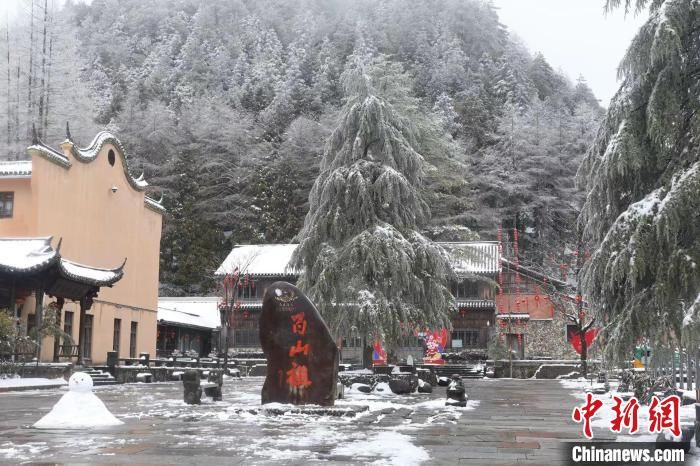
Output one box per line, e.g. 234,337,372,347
0,0,603,294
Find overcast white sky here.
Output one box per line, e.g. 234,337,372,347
493,0,648,106
1,0,646,106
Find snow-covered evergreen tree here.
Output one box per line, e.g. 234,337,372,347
579,0,700,357
293,52,454,346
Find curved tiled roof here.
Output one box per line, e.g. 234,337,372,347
0,236,125,287
24,127,165,214
68,131,150,192
0,237,58,274
59,257,125,287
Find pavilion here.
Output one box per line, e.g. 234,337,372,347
0,236,124,364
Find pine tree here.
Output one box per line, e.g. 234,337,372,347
159,150,225,296
293,52,454,346
578,0,700,357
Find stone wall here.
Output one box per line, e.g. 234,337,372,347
12,363,72,379
493,360,600,379
525,315,577,360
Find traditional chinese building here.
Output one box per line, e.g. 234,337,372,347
156,297,220,358
213,242,576,362
0,129,164,364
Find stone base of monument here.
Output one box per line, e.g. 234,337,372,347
231,405,369,417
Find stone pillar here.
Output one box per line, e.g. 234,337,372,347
183,370,202,405
77,297,88,366
34,286,44,361
52,298,64,362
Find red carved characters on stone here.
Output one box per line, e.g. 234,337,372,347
286,361,312,390
289,340,310,358
291,312,307,336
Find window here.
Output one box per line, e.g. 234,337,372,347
451,330,480,348
108,149,115,166
0,192,13,218
233,328,259,347
113,318,121,354
63,311,73,342
452,280,479,298
237,282,257,299
130,322,138,358
82,314,93,360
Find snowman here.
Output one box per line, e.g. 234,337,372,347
34,372,123,429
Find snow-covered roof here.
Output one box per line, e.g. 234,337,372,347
0,160,32,178
440,242,501,274
157,297,221,330
216,241,501,277
216,244,299,276
0,236,125,286
59,258,124,286
0,237,57,273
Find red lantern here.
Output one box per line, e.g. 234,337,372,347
235,302,241,311
517,333,523,345
243,311,250,319
499,319,507,329
460,309,465,317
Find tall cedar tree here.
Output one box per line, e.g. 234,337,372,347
578,0,700,358
293,53,454,346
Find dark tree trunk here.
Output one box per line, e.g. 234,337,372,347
579,326,588,377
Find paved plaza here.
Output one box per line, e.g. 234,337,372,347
0,378,598,465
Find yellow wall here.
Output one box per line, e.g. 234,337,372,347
1,138,163,364
0,178,34,235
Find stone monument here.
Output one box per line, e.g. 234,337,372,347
260,281,338,406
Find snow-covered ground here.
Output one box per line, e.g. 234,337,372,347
0,377,67,389
0,377,479,464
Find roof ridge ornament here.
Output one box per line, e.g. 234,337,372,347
55,237,63,254
32,123,39,145
66,122,72,141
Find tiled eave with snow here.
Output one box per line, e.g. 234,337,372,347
456,299,495,311
157,297,221,330
440,241,501,275
0,160,33,178
0,236,125,287
21,130,165,214
496,313,531,320
216,242,502,278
